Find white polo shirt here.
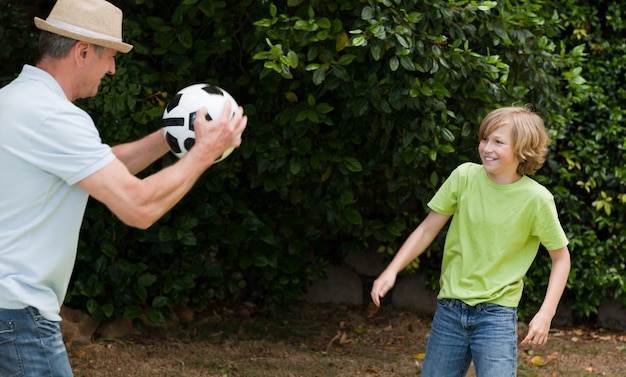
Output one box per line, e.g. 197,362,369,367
0,65,115,321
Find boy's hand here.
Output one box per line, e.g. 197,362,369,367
370,273,396,307
521,311,552,346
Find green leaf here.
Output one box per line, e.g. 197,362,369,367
86,299,98,314
351,35,367,47
331,65,350,81
178,230,197,246
390,56,399,71
344,208,363,225
177,29,193,49
361,6,375,20
94,256,108,274
138,273,157,287
159,226,175,242
399,56,415,71
430,171,439,187
134,285,148,301
313,67,326,85
441,128,455,142
337,54,356,65
317,17,331,29
102,303,114,318
343,157,363,172
152,296,168,308
101,242,117,257
287,50,299,68
289,157,302,175
315,103,334,114
371,43,383,60
146,308,166,326
123,305,143,318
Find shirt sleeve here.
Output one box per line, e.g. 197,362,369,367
16,106,114,185
428,163,469,216
534,195,569,251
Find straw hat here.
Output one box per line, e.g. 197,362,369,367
34,0,133,53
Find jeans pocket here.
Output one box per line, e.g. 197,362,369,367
437,298,455,309
33,316,64,350
481,303,516,318
0,320,23,377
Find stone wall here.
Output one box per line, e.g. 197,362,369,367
302,250,626,331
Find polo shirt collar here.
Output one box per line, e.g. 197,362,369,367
20,64,68,100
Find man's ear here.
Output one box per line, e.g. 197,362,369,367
75,42,90,66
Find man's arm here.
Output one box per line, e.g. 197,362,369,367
78,105,247,229
111,129,170,175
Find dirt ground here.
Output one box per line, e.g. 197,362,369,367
68,303,626,377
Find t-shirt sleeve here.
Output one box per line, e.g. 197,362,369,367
17,107,114,185
535,195,569,251
428,163,467,216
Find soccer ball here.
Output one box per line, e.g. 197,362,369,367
162,83,238,161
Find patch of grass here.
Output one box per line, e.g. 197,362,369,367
70,303,626,377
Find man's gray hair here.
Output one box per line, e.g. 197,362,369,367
38,31,106,60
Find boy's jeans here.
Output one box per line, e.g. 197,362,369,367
0,306,73,377
421,298,518,377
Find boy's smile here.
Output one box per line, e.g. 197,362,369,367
478,122,522,184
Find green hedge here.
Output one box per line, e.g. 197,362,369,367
522,0,626,318
2,0,623,325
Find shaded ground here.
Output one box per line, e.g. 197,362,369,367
69,303,626,376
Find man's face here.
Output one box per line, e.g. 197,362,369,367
79,45,117,99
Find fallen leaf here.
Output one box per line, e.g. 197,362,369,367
339,331,350,344
325,331,342,352
594,334,613,341
547,352,560,361
413,352,426,360
531,355,545,366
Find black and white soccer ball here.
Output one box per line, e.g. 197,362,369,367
162,83,238,161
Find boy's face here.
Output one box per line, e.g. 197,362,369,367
478,122,521,184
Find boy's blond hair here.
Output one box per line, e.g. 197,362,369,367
478,106,549,176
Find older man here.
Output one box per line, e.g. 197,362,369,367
0,0,247,375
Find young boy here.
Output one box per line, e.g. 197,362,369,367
370,106,570,376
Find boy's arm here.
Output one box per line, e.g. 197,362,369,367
521,246,571,346
370,211,450,307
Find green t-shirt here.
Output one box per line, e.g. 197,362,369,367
428,162,569,307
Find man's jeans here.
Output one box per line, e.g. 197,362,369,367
0,306,73,377
421,298,518,377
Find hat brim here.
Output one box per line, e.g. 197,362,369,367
34,17,133,53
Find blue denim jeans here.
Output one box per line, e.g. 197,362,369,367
0,306,73,377
421,299,518,377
